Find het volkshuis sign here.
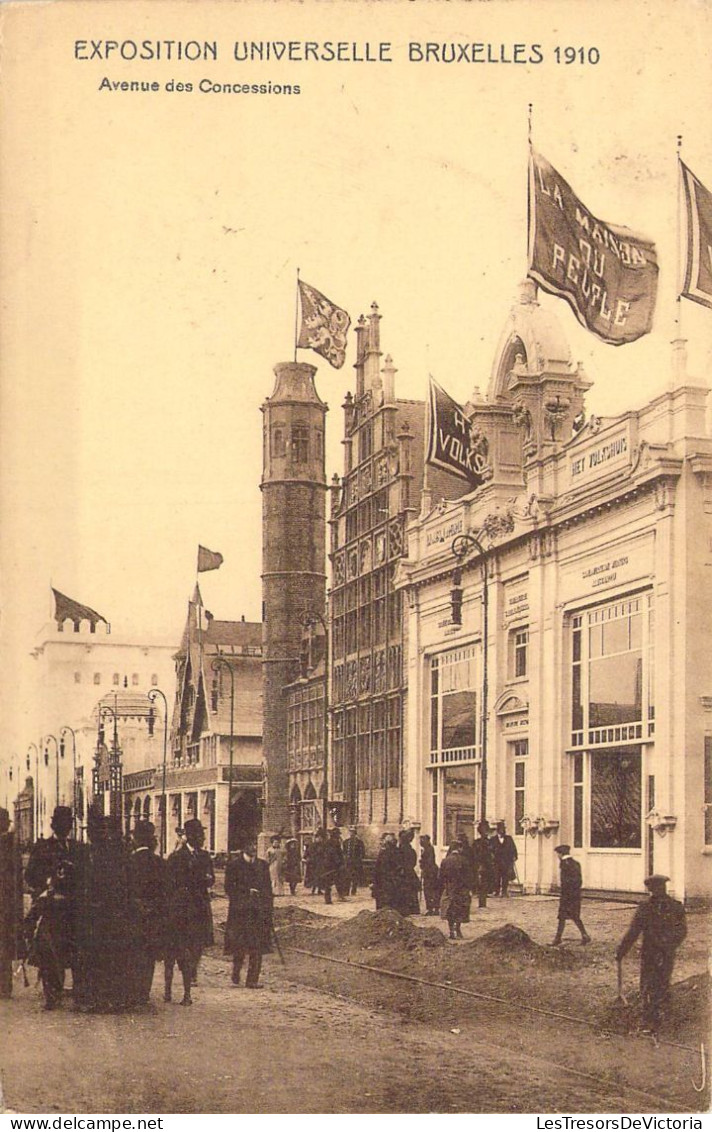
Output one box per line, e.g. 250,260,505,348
426,377,492,487
528,151,658,345
567,423,632,488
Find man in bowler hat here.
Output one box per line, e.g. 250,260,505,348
552,844,591,945
25,805,79,1009
616,874,686,1033
224,837,273,988
165,818,214,1005
127,820,166,1007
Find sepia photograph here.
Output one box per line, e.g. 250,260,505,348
0,0,710,1119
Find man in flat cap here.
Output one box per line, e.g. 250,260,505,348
127,820,166,1008
552,844,591,946
164,818,214,1005
616,875,687,1033
25,805,80,1009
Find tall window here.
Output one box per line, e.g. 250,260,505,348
590,748,641,848
292,424,309,463
511,739,528,834
386,697,401,788
271,426,286,457
430,646,480,764
510,628,529,679
429,646,482,849
372,700,386,788
571,594,653,748
332,712,345,794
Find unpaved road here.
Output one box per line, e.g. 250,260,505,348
0,952,701,1114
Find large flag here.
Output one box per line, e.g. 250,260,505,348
528,150,658,345
197,545,223,573
426,377,491,487
680,162,712,310
52,588,108,627
297,279,350,369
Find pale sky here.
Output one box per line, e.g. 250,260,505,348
1,0,711,757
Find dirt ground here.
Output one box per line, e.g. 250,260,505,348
1,890,709,1115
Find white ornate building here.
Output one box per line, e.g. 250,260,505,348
399,282,712,902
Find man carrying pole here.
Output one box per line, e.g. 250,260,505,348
615,874,687,1034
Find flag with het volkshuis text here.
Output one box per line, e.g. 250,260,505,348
426,377,491,488
528,150,658,345
297,279,350,369
680,161,712,310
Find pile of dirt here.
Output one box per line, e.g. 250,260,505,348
598,971,711,1039
463,923,580,971
281,908,445,957
273,905,328,928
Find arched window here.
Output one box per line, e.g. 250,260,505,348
272,425,286,458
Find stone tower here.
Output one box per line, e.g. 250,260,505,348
261,362,327,834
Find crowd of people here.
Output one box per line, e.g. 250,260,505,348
17,805,217,1011
371,820,519,933
0,805,688,1034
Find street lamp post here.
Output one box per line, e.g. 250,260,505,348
302,609,329,829
97,696,123,826
42,734,62,809
147,688,169,856
451,534,489,830
59,727,78,839
26,743,39,841
212,656,235,858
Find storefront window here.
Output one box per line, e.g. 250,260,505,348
590,747,641,848
443,764,478,846
570,594,653,747
430,647,480,762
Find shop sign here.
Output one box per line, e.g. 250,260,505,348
504,580,529,622
424,513,464,556
502,713,529,732
567,423,632,489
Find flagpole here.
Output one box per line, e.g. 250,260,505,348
294,267,300,363
675,135,684,339
526,103,534,277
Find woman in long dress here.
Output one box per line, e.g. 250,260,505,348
266,837,285,896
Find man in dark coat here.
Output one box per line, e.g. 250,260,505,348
552,844,591,945
471,822,495,909
224,837,273,988
0,808,24,997
372,833,401,910
419,834,440,915
342,826,365,896
164,817,214,1005
395,828,420,916
321,827,344,905
489,821,518,897
72,810,132,1013
283,838,301,895
127,820,166,1008
25,805,79,1009
615,874,687,1033
439,843,471,939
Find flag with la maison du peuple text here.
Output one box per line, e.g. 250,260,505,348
680,162,712,310
528,150,659,345
297,279,351,369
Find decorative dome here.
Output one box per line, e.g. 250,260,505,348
488,280,574,403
